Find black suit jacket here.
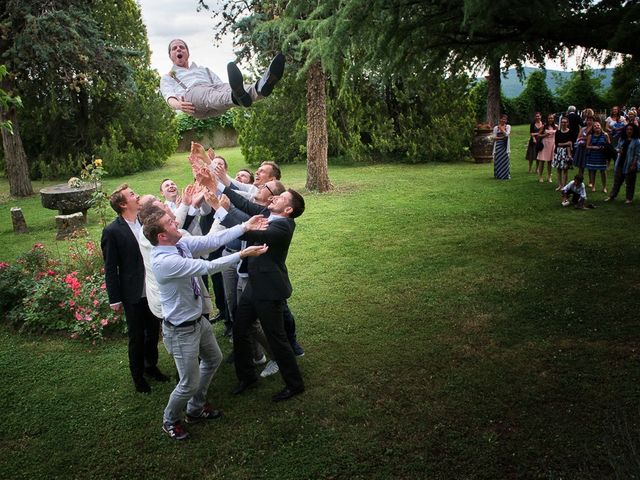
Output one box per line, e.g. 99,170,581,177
101,216,145,305
223,187,295,301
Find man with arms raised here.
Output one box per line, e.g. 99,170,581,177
144,210,268,440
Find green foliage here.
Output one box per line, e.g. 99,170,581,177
0,241,124,340
554,68,606,111
607,58,640,107
175,111,235,143
80,158,110,228
1,0,177,180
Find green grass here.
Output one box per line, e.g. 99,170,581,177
1,125,640,479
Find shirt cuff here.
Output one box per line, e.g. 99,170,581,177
214,207,228,222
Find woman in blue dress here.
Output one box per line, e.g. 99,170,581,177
585,121,611,193
572,109,594,178
492,114,511,180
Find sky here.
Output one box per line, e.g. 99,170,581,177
138,0,236,77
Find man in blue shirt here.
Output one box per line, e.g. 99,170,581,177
144,211,268,441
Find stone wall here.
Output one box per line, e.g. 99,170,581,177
177,128,239,152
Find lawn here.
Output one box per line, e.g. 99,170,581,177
1,125,639,479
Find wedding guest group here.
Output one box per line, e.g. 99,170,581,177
101,145,308,441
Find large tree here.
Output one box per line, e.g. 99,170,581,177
1,0,175,195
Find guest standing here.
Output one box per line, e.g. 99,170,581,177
585,122,611,193
605,123,640,204
536,114,556,183
526,112,543,173
492,114,511,180
572,109,595,178
553,117,573,191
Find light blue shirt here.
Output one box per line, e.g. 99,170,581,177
151,225,244,325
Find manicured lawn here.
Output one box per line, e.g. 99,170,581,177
1,126,640,479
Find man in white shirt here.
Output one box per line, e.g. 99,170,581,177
101,185,169,393
159,38,284,119
144,210,268,441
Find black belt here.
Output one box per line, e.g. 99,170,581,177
164,316,202,328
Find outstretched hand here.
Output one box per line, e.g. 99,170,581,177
182,184,195,206
240,243,269,259
214,164,230,187
219,194,230,211
207,148,216,161
204,191,220,210
244,215,269,231
195,167,217,191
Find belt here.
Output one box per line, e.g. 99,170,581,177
224,247,239,253
164,316,202,329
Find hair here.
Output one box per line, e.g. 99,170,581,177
287,188,305,218
271,180,286,196
499,114,508,120
159,178,172,192
109,184,129,214
142,212,168,246
237,168,254,183
168,39,188,54
139,203,165,225
574,174,584,184
261,161,281,180
583,108,594,118
213,155,228,169
545,114,557,129
626,123,639,139
568,106,576,113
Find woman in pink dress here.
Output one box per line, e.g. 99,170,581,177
536,114,557,183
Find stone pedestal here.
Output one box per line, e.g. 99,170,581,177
11,207,28,233
55,212,87,240
40,183,96,222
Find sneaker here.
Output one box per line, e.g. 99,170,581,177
260,360,280,378
253,354,267,365
163,421,189,441
185,404,223,423
291,341,305,357
561,200,570,207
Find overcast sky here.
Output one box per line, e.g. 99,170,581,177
138,0,235,77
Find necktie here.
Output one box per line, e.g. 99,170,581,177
175,243,201,299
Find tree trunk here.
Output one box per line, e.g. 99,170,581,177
486,60,501,127
1,106,33,197
305,61,332,192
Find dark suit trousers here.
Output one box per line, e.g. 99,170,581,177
233,284,304,391
122,297,161,380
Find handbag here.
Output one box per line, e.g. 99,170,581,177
603,142,616,161
536,139,544,152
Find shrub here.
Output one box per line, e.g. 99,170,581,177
0,241,125,341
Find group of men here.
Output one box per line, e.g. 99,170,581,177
101,154,306,440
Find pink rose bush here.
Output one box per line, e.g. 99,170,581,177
0,241,124,341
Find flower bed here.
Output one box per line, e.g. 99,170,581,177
0,241,125,341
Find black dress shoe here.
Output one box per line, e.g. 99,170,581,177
272,386,304,402
232,379,258,395
145,366,170,382
133,377,151,394
256,53,285,97
227,62,252,107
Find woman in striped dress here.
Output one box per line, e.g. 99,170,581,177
585,122,611,193
493,114,511,180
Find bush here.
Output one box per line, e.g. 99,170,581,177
0,241,125,341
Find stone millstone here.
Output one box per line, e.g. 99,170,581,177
40,183,95,219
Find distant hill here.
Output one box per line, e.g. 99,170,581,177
489,67,614,98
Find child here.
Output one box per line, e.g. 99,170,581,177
561,174,589,209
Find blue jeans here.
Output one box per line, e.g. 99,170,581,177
162,319,222,424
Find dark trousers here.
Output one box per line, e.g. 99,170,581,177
202,247,227,316
233,283,304,391
610,168,637,201
122,297,161,380
283,302,297,345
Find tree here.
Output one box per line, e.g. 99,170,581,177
1,0,175,193
555,68,606,110
607,58,640,107
199,0,333,192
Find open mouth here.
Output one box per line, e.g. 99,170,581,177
177,53,183,59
